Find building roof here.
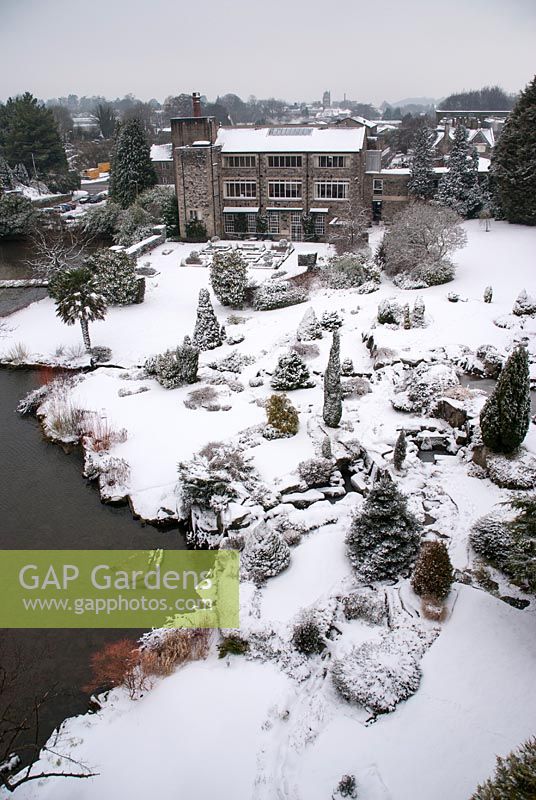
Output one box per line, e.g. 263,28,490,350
215,126,366,153
433,127,495,149
150,143,173,162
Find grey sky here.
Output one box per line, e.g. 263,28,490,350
1,0,534,105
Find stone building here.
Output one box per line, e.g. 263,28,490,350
150,144,174,184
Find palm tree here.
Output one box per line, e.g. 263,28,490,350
51,267,107,351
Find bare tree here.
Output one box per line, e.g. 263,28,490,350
26,222,91,281
327,176,369,254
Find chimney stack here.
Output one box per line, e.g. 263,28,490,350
192,92,201,118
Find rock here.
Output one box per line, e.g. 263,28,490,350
265,503,297,519
283,489,325,508
350,474,368,494
500,595,530,610
434,397,468,429
277,475,308,495
475,345,504,378
318,486,346,498
223,502,252,530
472,444,489,469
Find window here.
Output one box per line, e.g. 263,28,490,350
223,181,257,199
247,213,257,233
291,212,302,242
317,155,346,168
314,181,349,200
268,181,302,199
267,155,302,168
268,211,280,234
223,155,256,168
224,215,235,234
373,179,383,195
189,210,199,221
314,214,325,237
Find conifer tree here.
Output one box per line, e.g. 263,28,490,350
265,393,299,436
436,124,483,217
109,119,157,209
271,351,313,390
408,125,435,200
346,473,421,581
393,429,407,470
86,249,139,305
323,330,342,428
0,156,14,190
13,163,30,185
192,288,224,350
480,345,530,453
0,92,67,175
491,75,536,225
412,296,426,327
50,266,107,351
484,285,493,303
241,524,291,583
210,251,247,308
411,541,453,600
471,737,536,800
403,304,411,330
297,307,323,341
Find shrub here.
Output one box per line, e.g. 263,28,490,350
192,288,225,350
113,204,153,246
183,386,219,410
84,638,143,699
323,330,342,428
298,457,333,488
296,307,323,341
265,393,299,437
512,289,536,317
210,250,247,308
217,634,249,659
145,337,199,388
3,341,30,364
470,738,536,800
411,541,453,600
341,357,354,376
291,611,326,655
45,397,85,442
377,298,403,325
241,524,291,583
470,511,515,567
0,192,36,239
87,249,139,305
209,350,254,374
290,341,320,360
342,588,386,625
321,310,343,331
323,252,366,289
254,281,307,311
484,285,493,303
140,628,210,676
335,774,358,799
415,259,455,286
393,429,407,470
271,352,313,390
83,413,127,452
480,345,530,453
82,200,121,239
185,218,207,242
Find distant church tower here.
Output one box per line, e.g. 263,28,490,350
322,90,331,109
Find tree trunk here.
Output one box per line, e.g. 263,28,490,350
80,318,91,352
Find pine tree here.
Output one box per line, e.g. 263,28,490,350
192,288,224,350
471,737,536,800
86,249,139,305
323,330,342,427
436,124,483,217
210,251,247,308
50,267,107,352
296,307,323,341
0,156,14,190
0,92,67,176
411,541,453,600
271,352,313,390
393,429,407,470
408,125,435,200
491,75,536,225
108,119,157,209
345,473,421,581
241,524,291,583
403,303,411,329
480,345,530,453
13,163,30,185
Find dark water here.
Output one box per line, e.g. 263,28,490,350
460,374,536,414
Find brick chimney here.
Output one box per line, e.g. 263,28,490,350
192,92,201,118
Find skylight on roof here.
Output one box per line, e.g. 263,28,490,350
268,127,313,136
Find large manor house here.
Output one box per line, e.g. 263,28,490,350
151,93,507,242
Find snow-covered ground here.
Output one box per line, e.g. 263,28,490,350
3,221,536,799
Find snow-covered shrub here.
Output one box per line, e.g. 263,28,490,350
217,634,249,658
470,510,514,567
44,398,85,443
291,611,326,655
322,252,366,289
412,295,426,327
290,341,320,360
470,737,536,800
393,429,407,470
90,345,112,363
264,393,299,438
392,362,459,414
377,297,403,325
82,200,121,239
183,386,219,410
415,259,455,286
342,588,386,625
113,204,153,246
209,350,255,374
296,307,323,341
346,474,421,581
475,344,503,378
139,628,211,676
484,285,493,304
298,457,334,488
341,357,354,376
83,413,127,452
332,632,422,713
87,250,139,305
513,289,536,317
248,375,264,387
321,435,332,459
411,541,453,600
241,523,291,583
487,452,536,490
334,774,358,799
270,352,314,390
321,310,343,331
254,281,307,311
480,345,530,453
403,303,411,329
273,514,307,546
145,337,199,388
192,288,225,350
210,250,247,308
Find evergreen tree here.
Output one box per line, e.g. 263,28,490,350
412,296,426,327
403,303,411,330
266,393,299,436
491,75,536,225
346,473,421,581
0,155,14,190
13,163,30,185
241,524,291,583
323,330,342,427
95,102,117,138
108,119,157,209
483,285,493,303
145,337,199,388
50,266,107,352
471,737,536,800
436,124,483,217
408,124,435,200
86,249,139,305
0,193,36,239
393,429,407,470
192,288,224,350
506,494,536,592
0,92,67,176
271,351,313,390
411,541,453,600
210,251,247,308
296,307,323,341
480,345,530,453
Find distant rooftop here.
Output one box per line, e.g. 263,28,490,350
215,126,365,153
150,143,173,162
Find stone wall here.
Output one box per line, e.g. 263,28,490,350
363,171,410,221
175,145,222,239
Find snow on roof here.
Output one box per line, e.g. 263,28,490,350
150,143,173,162
215,126,365,153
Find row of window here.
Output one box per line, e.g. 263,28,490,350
223,211,325,239
223,180,349,200
222,155,349,169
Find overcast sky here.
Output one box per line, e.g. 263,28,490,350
1,0,534,106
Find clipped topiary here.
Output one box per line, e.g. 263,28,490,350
241,524,290,583
411,541,453,601
193,288,225,350
210,250,247,308
292,611,326,655
271,351,313,391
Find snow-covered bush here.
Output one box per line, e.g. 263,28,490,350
296,307,323,341
217,634,249,659
484,285,493,304
512,289,536,317
412,296,426,327
254,281,307,311
113,204,153,246
241,523,291,583
248,375,264,388
377,297,403,325
273,514,307,546
342,588,386,625
392,362,459,414
411,541,453,600
415,259,455,286
210,250,247,308
487,452,536,490
475,344,503,378
470,510,514,567
298,457,334,488
480,345,530,453
322,252,366,289
139,628,211,676
192,288,225,350
264,393,299,438
393,429,407,470
334,774,358,799
145,337,199,388
271,352,314,390
470,737,536,800
341,357,354,376
209,350,254,374
86,250,139,305
183,386,219,410
321,310,343,331
332,632,422,713
290,341,320,360
291,611,326,655
82,201,121,239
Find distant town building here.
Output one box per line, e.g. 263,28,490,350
150,143,174,184
322,90,331,109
